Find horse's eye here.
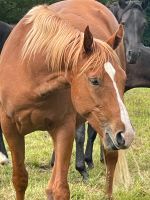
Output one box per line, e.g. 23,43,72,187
88,77,101,86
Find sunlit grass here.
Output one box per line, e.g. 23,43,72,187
0,88,150,199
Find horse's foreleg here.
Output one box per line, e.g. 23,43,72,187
104,149,118,200
0,128,9,165
46,117,75,200
1,114,28,200
85,123,97,169
75,124,88,181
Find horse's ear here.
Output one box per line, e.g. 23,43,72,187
118,0,128,9
84,26,93,54
141,0,149,9
107,24,124,50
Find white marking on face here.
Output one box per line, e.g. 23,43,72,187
104,62,135,144
0,152,9,164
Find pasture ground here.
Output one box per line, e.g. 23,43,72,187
0,88,150,200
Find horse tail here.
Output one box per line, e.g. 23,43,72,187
113,150,131,190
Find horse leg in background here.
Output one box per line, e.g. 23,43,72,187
104,149,118,200
50,124,88,180
50,150,55,168
85,123,97,169
1,113,28,200
100,141,105,163
0,127,9,165
75,123,89,181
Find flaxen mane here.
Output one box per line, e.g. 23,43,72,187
22,5,121,74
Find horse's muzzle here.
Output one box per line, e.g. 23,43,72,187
104,130,134,150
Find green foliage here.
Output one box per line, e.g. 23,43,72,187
0,0,61,23
97,0,108,4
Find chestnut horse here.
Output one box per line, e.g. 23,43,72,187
0,1,135,199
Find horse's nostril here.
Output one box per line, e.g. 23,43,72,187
116,132,125,146
128,50,132,56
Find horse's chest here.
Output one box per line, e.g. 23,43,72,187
11,98,72,134
1,85,73,135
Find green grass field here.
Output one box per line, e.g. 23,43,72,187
0,88,150,200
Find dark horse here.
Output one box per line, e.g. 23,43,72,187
72,0,150,181
0,1,135,199
108,0,149,64
0,21,12,164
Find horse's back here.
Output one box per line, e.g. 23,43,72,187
50,0,118,40
50,0,125,68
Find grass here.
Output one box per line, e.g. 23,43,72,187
0,88,150,200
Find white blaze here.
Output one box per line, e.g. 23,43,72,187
104,62,135,144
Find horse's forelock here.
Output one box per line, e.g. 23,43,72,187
79,41,121,76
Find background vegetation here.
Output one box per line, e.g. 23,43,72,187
0,88,150,199
0,0,150,45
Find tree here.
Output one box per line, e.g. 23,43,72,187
0,0,61,23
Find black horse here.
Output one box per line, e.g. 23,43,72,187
0,21,12,164
71,0,150,180
108,0,149,64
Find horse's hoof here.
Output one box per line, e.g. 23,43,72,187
87,162,94,169
0,153,9,165
82,171,89,183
